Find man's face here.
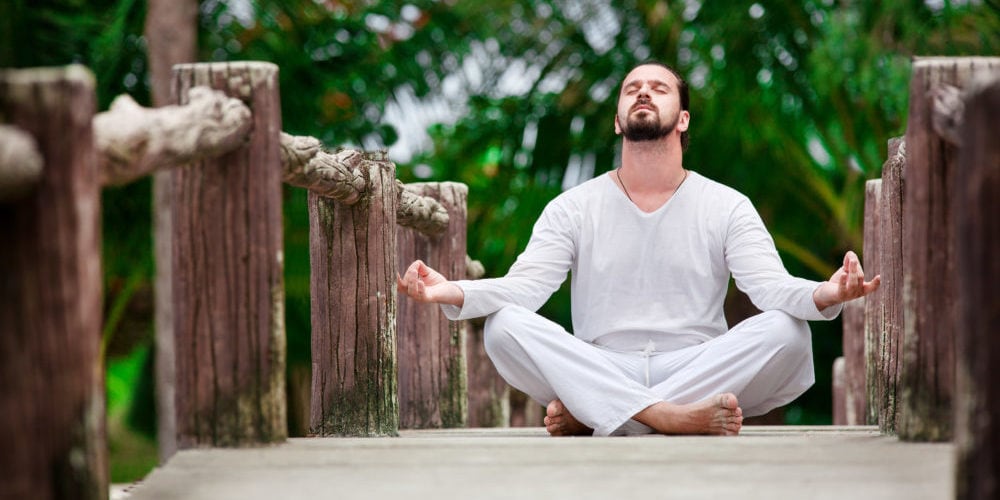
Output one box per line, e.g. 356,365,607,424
615,64,688,142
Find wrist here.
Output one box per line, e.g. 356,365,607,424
442,282,465,307
813,283,837,311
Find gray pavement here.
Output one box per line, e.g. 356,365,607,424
122,426,953,500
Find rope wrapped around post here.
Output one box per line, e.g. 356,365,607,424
397,180,449,236
279,132,366,204
0,124,43,201
94,86,252,186
280,132,450,235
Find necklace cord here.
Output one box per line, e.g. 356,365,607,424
616,168,688,203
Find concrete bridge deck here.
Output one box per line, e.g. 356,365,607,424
120,426,953,500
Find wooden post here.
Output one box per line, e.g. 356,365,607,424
0,66,106,499
170,62,286,447
954,77,1000,500
875,137,905,434
832,357,847,425
466,315,511,428
862,179,883,426
147,0,197,462
509,390,545,427
396,182,468,429
899,57,1000,442
309,153,398,436
841,298,866,425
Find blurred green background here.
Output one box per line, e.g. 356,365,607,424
2,0,998,484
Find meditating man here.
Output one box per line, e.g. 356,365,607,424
397,61,880,437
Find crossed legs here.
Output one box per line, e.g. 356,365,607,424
483,305,813,436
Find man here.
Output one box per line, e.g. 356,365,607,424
397,61,880,437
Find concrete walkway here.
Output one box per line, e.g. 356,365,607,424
122,426,953,500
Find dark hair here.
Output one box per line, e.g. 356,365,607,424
624,60,690,151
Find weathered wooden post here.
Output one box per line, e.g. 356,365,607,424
308,152,399,436
832,357,847,425
899,57,1000,442
464,260,511,428
146,0,197,463
466,316,512,427
862,179,883,426
170,62,287,447
872,137,905,434
0,65,106,499
840,298,866,425
396,182,469,429
954,77,1000,500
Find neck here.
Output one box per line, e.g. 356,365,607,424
619,137,685,193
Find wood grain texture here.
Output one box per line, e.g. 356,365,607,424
954,76,1000,500
899,57,1000,442
876,137,905,435
146,0,197,462
863,179,883,426
309,157,398,436
171,62,287,447
396,182,468,429
0,65,106,500
466,317,510,428
841,298,866,425
832,357,847,426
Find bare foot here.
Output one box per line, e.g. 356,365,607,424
634,393,743,436
544,400,592,436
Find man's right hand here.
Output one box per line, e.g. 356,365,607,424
397,260,465,307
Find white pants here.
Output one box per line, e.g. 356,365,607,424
483,305,815,436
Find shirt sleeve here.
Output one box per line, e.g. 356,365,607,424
441,199,577,321
724,198,842,321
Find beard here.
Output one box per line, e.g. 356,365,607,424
621,108,679,142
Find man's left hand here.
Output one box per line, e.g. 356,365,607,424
813,251,881,310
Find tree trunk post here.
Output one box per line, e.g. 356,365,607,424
876,137,905,434
862,179,883,426
954,76,1000,500
832,357,847,426
466,314,511,428
841,297,866,425
395,182,469,429
308,153,399,436
899,57,1000,442
170,62,287,447
0,65,106,499
146,0,197,462
509,390,545,427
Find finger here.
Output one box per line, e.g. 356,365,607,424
844,254,862,292
404,260,423,284
863,275,882,294
396,273,407,292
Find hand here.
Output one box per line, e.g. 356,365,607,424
813,251,881,310
396,260,464,306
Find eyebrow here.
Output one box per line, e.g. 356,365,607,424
623,79,672,90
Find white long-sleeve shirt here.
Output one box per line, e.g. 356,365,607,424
443,171,841,351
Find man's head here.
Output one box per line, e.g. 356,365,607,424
614,61,690,150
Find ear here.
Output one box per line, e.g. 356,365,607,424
676,110,690,132
614,115,622,135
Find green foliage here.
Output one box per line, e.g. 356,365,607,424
4,0,998,439
205,0,996,423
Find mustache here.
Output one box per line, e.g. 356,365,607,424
630,99,657,113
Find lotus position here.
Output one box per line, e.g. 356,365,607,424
398,61,880,437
